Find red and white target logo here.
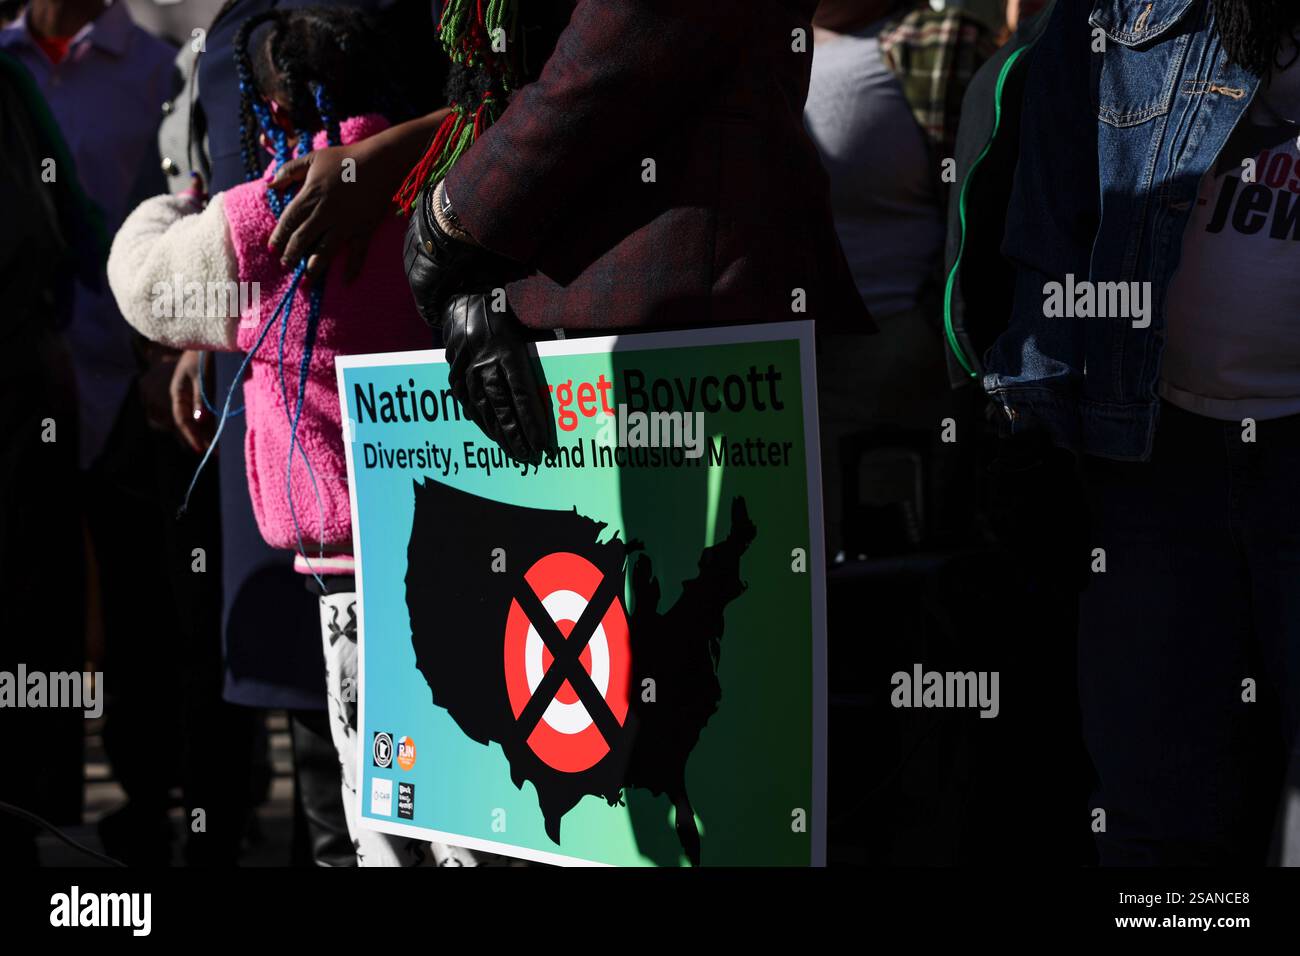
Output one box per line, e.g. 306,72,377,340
504,551,630,773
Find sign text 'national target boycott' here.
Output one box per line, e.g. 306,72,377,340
352,364,789,433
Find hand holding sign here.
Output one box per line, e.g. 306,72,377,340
442,293,556,465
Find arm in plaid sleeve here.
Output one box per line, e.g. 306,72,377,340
444,0,749,264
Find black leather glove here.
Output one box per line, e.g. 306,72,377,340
442,293,555,465
402,183,488,326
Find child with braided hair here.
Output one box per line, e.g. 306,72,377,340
107,6,484,867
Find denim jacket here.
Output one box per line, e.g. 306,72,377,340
983,0,1260,460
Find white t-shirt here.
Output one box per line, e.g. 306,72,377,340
804,20,944,318
1161,48,1300,420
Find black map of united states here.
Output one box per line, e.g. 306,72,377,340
405,477,756,865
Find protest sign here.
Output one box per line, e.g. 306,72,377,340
338,321,825,866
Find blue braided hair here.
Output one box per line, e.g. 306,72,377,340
183,9,390,585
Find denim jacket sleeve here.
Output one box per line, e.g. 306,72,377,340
986,0,1099,432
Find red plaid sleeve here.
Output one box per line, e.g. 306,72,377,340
445,0,748,264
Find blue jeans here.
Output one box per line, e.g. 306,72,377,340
1079,403,1300,865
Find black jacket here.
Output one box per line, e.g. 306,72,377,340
942,2,1057,389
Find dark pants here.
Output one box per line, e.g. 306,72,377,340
289,709,356,867
1080,402,1300,865
0,330,84,863
88,388,254,865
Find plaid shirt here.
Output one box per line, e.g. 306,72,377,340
445,0,870,332
879,4,1000,202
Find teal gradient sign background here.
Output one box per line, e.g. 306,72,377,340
338,323,826,866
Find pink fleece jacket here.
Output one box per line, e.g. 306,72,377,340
223,115,429,563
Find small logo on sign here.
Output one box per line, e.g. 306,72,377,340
373,732,393,768
371,778,393,817
397,735,416,771
398,782,415,819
